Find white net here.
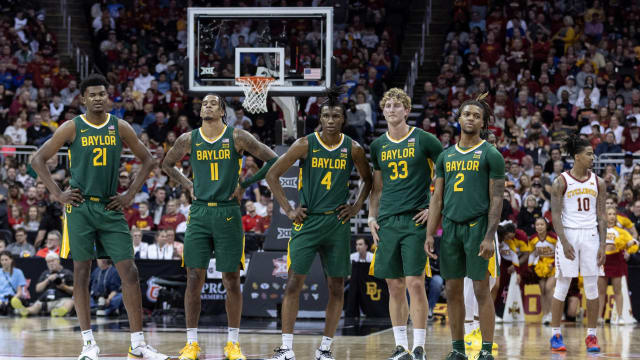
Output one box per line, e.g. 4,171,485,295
236,76,275,114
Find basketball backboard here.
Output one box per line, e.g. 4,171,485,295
187,7,333,96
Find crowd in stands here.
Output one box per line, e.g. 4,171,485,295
1,0,640,322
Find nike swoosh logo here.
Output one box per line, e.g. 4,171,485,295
313,149,320,153
226,217,233,221
448,153,455,157
80,129,88,133
415,223,421,227
470,222,478,227
196,142,203,146
465,341,472,346
382,144,389,148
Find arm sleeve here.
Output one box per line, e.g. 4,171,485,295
240,156,278,188
435,152,445,179
419,130,444,163
487,147,506,179
370,142,380,170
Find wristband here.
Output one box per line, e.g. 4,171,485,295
367,216,377,224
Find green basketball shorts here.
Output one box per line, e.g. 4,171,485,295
61,198,133,263
369,212,431,279
183,201,245,272
440,215,492,280
287,212,351,278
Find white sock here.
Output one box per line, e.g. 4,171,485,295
187,328,198,344
131,331,145,349
587,328,596,337
81,329,95,345
412,328,426,351
282,333,293,350
552,327,561,336
228,327,239,343
464,321,477,335
320,336,332,350
392,326,409,350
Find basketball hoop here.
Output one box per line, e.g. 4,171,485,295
236,76,275,114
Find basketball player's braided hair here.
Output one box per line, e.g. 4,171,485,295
458,92,494,139
564,135,591,158
320,86,346,112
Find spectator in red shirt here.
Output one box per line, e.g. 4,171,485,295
8,204,24,230
255,202,272,234
128,202,154,230
624,123,640,154
242,201,262,233
35,230,61,258
117,170,130,194
159,199,186,231
502,138,526,164
20,186,38,215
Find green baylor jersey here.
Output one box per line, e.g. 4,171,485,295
370,127,443,221
190,126,242,202
435,140,505,223
68,114,122,198
299,132,353,213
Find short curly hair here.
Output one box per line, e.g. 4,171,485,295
379,88,412,113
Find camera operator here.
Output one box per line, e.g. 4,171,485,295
12,252,73,317
90,259,123,316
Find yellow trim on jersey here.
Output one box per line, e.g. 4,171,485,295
314,132,344,151
286,239,292,270
199,126,227,144
298,168,303,190
427,159,435,180
240,236,246,270
488,234,499,278
385,126,415,143
455,140,485,155
79,114,110,129
425,257,432,277
237,159,243,177
61,213,70,259
368,247,377,276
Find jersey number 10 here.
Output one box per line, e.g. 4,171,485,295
576,197,590,211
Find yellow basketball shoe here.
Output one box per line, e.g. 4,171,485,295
466,329,498,350
464,329,482,350
224,341,246,360
178,342,201,360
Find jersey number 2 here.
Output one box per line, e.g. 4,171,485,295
454,173,464,192
92,148,107,166
576,197,590,211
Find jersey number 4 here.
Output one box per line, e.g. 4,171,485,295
321,171,332,190
576,197,590,211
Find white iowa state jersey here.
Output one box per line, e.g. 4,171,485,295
561,171,598,229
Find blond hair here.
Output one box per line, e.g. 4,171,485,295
379,88,412,113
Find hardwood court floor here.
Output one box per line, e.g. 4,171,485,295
1,316,640,359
